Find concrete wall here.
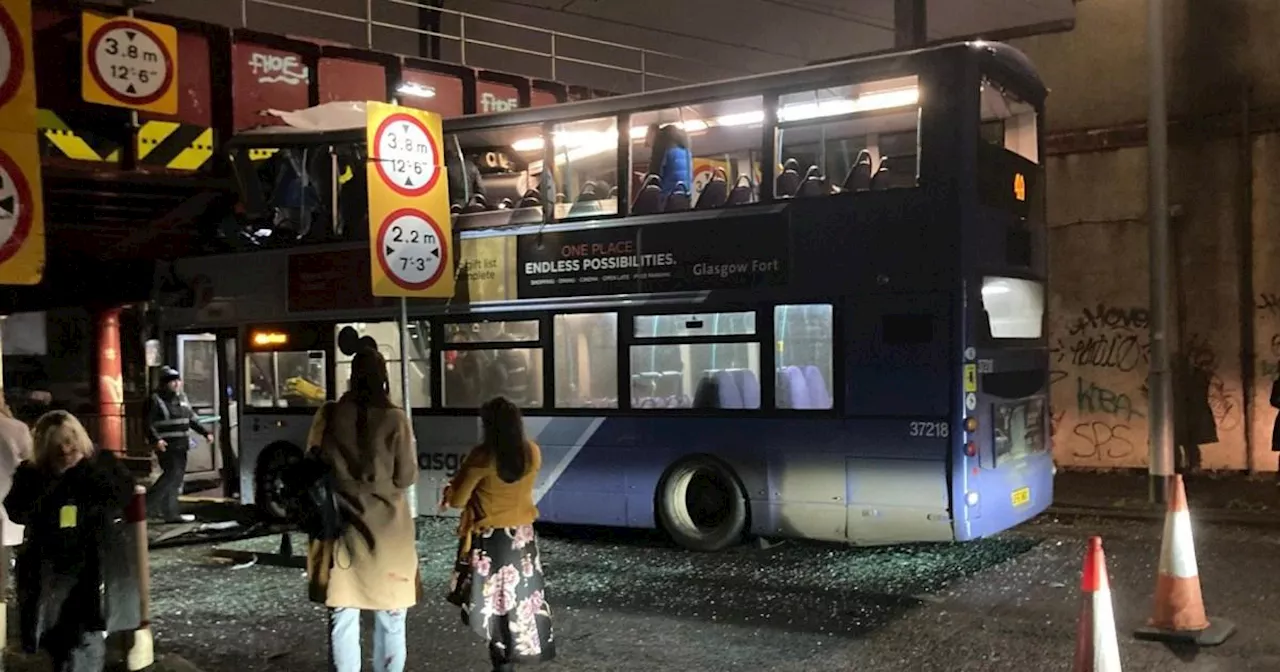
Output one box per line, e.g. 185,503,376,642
1013,0,1280,472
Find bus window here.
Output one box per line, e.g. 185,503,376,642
994,397,1046,463
449,124,547,228
553,313,618,408
631,95,764,211
630,311,760,410
244,350,327,408
441,319,543,409
980,78,1038,164
775,75,920,198
774,305,834,410
550,117,619,220
334,321,431,408
981,276,1044,339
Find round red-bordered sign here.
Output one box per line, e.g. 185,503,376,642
0,5,25,110
373,113,442,198
86,19,175,107
0,147,35,265
376,208,448,291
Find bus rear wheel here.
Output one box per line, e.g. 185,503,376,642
657,456,748,552
255,444,303,521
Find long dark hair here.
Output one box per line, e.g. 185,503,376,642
346,348,394,468
480,396,527,483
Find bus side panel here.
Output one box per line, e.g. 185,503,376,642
955,450,1053,541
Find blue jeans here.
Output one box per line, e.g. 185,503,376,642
328,607,407,672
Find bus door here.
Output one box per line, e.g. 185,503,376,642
175,331,240,496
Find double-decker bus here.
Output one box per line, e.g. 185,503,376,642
158,40,1050,551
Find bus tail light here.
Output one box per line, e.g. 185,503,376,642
965,441,978,457
965,416,978,432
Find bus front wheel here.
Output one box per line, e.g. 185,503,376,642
255,444,303,520
656,456,748,552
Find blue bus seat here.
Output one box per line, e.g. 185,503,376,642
695,168,728,210
783,366,813,409
715,370,744,409
664,182,692,212
842,150,874,192
775,158,801,198
733,369,761,409
726,175,755,206
802,365,831,409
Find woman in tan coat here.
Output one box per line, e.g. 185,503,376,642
305,349,418,672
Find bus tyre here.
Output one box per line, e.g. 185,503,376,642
657,456,748,552
255,444,303,521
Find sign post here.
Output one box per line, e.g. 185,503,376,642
81,12,178,115
365,101,454,521
0,0,42,286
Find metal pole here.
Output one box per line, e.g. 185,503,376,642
640,51,646,92
365,0,374,48
1147,0,1174,504
459,16,467,65
550,34,557,81
241,0,249,28
398,297,418,520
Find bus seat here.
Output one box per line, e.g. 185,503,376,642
632,174,664,215
517,189,542,208
775,370,792,409
693,375,721,409
695,168,728,210
555,193,567,204
462,194,488,213
498,198,513,209
802,365,831,409
577,181,603,202
726,175,755,206
783,366,812,409
795,166,826,198
664,182,692,212
450,203,462,215
842,150,874,192
658,371,682,397
775,158,801,198
715,370,744,409
869,159,892,191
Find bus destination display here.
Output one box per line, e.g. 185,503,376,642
516,214,789,299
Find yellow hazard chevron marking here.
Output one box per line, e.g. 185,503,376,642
37,109,118,162
136,121,215,171
249,148,279,161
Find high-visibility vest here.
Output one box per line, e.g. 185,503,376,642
151,394,194,445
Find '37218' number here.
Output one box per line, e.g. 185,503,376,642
909,421,950,438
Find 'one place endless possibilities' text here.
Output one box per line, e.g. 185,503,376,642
524,253,676,286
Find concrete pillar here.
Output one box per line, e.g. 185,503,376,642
97,307,125,453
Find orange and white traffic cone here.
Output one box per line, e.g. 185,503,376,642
1133,475,1235,646
1074,536,1122,672
126,485,154,670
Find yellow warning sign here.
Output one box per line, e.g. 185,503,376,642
0,0,36,134
365,101,454,298
1013,172,1026,202
0,130,44,285
81,12,179,114
963,363,977,393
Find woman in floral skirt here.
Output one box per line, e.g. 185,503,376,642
442,397,555,671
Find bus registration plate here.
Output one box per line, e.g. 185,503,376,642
1011,487,1031,508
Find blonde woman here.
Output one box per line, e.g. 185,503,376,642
4,411,133,672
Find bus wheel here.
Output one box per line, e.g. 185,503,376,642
255,444,302,520
657,456,748,552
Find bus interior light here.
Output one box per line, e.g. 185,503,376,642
252,331,289,347
965,416,979,432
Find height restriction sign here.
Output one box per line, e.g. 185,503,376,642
81,12,178,114
0,0,35,133
0,130,44,285
365,101,454,298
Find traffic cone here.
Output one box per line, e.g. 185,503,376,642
1074,536,1122,672
1133,475,1235,646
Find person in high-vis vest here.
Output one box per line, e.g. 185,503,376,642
145,366,212,523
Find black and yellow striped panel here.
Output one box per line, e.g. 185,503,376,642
137,121,215,171
37,109,120,163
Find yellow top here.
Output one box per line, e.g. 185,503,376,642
447,441,541,552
